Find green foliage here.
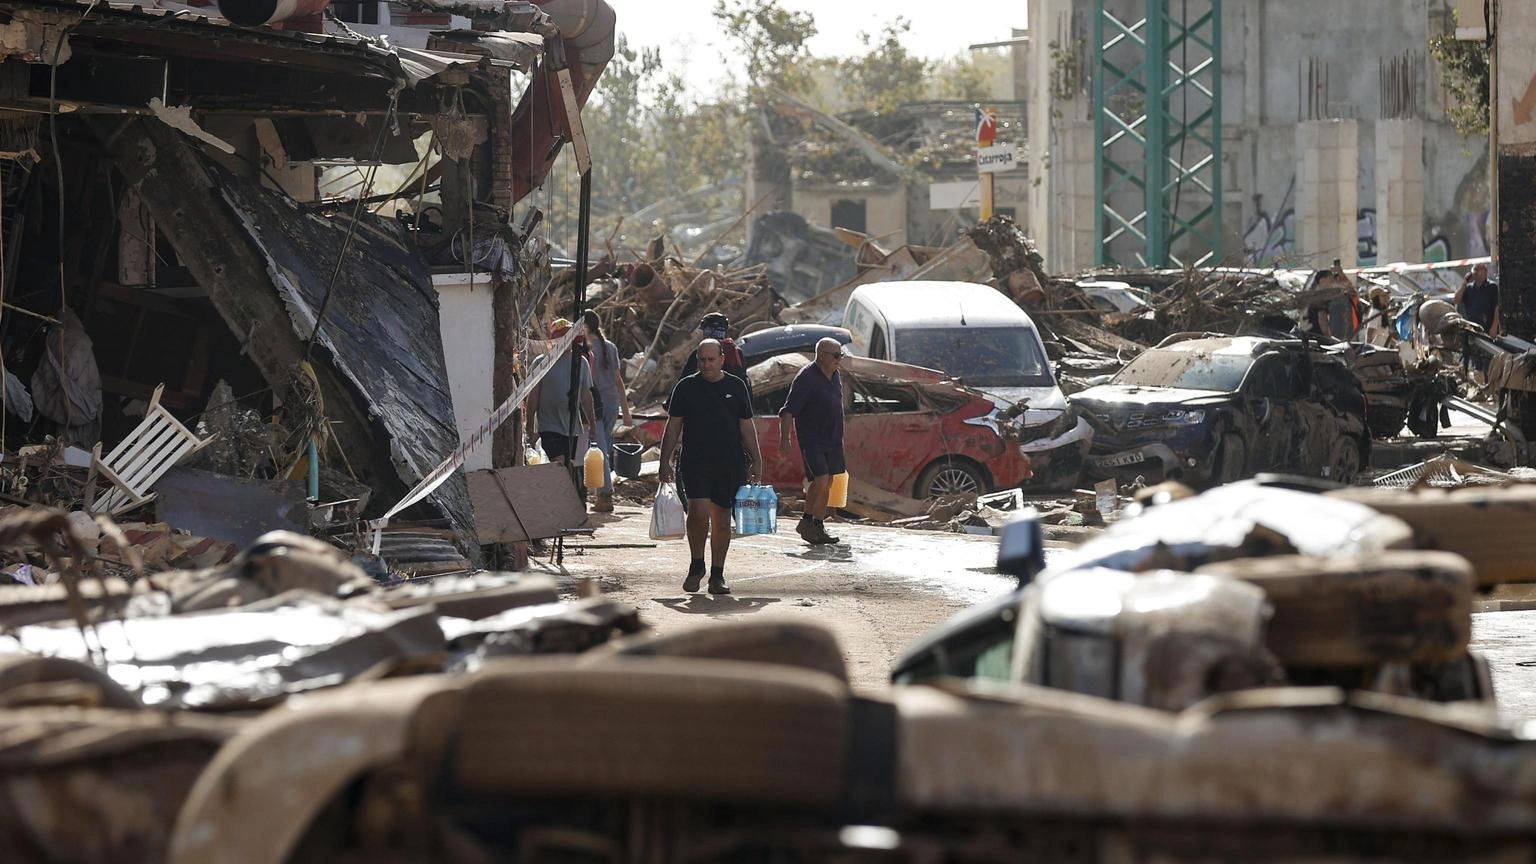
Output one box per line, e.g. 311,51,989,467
839,18,932,114
541,35,747,255
541,1,1016,255
712,0,819,97
1048,37,1086,104
1428,12,1489,137
930,50,1007,102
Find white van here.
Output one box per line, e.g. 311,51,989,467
843,281,1092,487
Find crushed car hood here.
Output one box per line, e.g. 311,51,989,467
983,384,1068,426
1072,385,1231,408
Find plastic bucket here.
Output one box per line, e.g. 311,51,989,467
613,442,644,479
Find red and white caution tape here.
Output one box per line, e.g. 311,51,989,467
369,322,584,554
1343,256,1490,275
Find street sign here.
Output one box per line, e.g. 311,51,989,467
929,180,982,210
976,143,1018,173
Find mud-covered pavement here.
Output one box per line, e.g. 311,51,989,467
531,507,1065,689
539,504,1536,713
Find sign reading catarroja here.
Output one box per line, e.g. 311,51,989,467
976,143,1018,173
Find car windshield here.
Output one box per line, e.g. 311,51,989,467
895,327,1053,388
1111,348,1253,392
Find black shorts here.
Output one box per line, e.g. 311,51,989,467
539,432,578,463
800,443,846,479
679,462,746,509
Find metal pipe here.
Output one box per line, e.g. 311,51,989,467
565,168,593,469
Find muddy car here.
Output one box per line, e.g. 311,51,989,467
636,354,1034,499
747,354,1033,498
1071,334,1370,486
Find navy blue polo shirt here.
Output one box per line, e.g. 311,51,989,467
780,363,843,450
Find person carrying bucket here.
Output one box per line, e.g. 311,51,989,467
779,338,847,546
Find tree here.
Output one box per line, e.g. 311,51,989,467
1428,12,1490,137
712,0,818,97
929,49,1010,102
840,18,932,114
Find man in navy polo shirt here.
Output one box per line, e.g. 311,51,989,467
779,338,847,545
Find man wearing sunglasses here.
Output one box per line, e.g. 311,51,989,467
779,337,847,545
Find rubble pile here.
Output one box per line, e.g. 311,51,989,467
590,256,780,404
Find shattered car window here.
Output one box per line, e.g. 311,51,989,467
896,327,1052,388
1111,349,1253,392
851,381,921,414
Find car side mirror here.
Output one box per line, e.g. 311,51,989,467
997,508,1046,586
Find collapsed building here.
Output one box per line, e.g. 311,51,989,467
0,0,615,562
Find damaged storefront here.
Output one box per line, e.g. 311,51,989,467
0,0,611,569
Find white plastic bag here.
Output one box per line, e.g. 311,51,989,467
650,482,686,540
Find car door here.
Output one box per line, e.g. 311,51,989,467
843,374,938,494
1240,356,1299,471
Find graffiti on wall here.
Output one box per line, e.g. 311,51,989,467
1243,178,1490,268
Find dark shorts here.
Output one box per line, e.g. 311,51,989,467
679,462,746,509
539,432,577,463
800,442,846,479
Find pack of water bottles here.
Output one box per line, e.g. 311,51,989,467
732,484,779,536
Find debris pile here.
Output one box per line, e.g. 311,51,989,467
589,255,779,404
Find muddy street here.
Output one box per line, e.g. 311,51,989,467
538,505,1068,689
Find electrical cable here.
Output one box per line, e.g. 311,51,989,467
302,89,400,362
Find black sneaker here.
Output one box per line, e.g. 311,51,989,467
708,574,732,595
683,560,705,593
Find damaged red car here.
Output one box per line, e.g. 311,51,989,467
641,355,1032,499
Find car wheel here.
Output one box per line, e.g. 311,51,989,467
915,459,988,498
1216,434,1247,485
1328,439,1362,485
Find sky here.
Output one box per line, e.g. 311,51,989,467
603,0,1028,97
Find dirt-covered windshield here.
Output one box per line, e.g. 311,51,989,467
895,327,1054,388
1111,348,1253,392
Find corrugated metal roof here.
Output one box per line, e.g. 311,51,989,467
11,0,527,86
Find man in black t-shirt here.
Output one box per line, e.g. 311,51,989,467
659,339,763,595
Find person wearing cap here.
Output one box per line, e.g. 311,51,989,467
671,313,748,403
779,337,846,545
659,338,761,595
525,318,595,472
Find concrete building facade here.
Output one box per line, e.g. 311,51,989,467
1026,0,1488,272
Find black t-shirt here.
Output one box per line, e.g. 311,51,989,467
668,372,752,470
668,340,750,411
1463,279,1499,330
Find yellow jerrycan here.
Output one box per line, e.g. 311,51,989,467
828,471,849,508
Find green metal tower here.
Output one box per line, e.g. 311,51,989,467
1093,0,1222,267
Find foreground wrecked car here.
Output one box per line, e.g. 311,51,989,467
1072,334,1370,486
894,479,1496,710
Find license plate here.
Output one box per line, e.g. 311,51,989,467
1089,452,1146,469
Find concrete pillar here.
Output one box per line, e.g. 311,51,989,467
1373,119,1424,266
1296,119,1359,269
1047,120,1098,272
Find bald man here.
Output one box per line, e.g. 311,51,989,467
779,337,847,545
660,339,761,594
